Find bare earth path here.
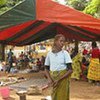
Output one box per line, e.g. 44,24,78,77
0,72,100,100
70,80,100,100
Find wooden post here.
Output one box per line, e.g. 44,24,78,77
0,44,5,61
16,91,27,100
19,95,26,100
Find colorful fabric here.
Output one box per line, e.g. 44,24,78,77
50,69,70,100
83,49,88,55
91,48,100,58
71,53,82,80
87,58,100,81
0,0,100,46
80,64,88,81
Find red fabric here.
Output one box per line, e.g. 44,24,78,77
63,26,96,39
36,0,100,29
83,49,88,55
0,20,36,40
91,48,100,58
82,64,87,70
81,27,100,35
57,26,87,41
12,22,51,43
0,0,100,45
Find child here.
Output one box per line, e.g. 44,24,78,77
81,54,89,81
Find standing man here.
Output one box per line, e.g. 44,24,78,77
7,49,13,73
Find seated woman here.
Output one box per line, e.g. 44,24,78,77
81,54,90,81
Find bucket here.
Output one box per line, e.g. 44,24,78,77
0,87,10,99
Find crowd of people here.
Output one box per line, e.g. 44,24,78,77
44,35,100,100
70,41,100,86
0,50,46,73
0,35,99,100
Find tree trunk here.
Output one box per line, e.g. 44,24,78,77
0,44,5,61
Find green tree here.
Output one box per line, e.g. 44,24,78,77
0,0,7,7
0,0,23,15
54,0,100,18
67,0,88,11
83,0,100,17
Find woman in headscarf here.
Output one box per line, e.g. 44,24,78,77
87,41,100,86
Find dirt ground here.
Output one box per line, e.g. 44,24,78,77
0,72,100,100
70,80,100,100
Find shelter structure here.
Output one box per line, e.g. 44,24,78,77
0,0,100,46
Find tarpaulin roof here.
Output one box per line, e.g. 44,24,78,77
0,0,100,46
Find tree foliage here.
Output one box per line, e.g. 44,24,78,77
54,0,100,18
0,0,23,15
67,0,88,11
0,0,7,7
83,0,100,17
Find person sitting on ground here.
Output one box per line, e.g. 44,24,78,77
81,53,90,81
36,58,41,71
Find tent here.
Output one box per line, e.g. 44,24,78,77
0,0,100,46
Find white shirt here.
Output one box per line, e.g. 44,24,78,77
45,50,72,71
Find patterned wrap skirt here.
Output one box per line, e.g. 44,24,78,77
50,69,70,100
87,58,100,81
